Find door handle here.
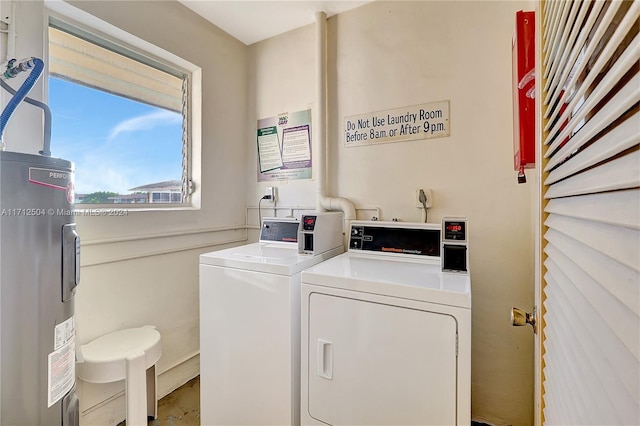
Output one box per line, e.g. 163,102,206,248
317,339,333,380
511,306,537,334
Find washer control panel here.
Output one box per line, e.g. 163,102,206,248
259,218,299,243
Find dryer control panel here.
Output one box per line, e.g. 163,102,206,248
348,221,440,258
443,220,467,242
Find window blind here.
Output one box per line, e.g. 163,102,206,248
540,1,639,424
48,26,183,113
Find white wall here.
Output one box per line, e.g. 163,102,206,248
247,2,535,425
0,0,248,423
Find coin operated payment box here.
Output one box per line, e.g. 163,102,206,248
441,217,469,274
298,212,344,255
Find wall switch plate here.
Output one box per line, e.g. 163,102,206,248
415,189,433,208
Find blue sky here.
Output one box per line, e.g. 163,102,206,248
48,77,182,195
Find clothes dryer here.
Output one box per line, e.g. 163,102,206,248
200,214,343,425
301,220,471,425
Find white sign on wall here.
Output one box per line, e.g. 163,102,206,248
257,109,312,182
344,100,450,147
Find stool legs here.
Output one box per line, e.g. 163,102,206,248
125,350,147,426
146,364,158,419
76,327,161,425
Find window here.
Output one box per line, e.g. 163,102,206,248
47,19,193,206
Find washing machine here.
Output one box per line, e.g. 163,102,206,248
200,213,344,426
301,219,471,425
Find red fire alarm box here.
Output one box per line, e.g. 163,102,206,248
512,10,535,183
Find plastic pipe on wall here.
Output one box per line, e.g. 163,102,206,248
314,11,356,242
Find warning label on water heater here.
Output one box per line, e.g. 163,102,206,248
48,317,75,407
344,100,450,147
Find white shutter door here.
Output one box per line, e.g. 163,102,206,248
540,1,639,424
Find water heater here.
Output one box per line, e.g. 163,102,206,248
0,151,80,425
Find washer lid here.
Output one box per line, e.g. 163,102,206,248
302,252,471,308
200,242,344,276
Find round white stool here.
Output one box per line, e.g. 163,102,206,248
77,326,162,426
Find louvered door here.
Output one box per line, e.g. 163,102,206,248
539,0,639,424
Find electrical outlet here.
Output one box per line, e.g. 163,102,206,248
415,189,433,209
264,186,276,202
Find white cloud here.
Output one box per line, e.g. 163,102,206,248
109,109,181,140
74,162,134,194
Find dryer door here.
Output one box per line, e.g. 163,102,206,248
307,293,458,425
